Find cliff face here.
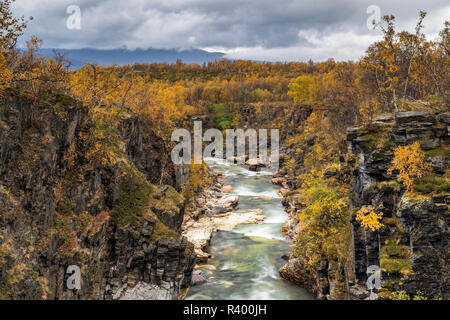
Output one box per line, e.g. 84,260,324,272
347,111,449,299
279,110,448,300
0,92,195,300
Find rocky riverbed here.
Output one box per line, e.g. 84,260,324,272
182,168,267,262
184,158,312,300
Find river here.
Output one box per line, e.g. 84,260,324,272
186,158,312,300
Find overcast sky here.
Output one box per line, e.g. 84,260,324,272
12,0,450,62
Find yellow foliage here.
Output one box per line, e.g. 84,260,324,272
183,162,212,198
387,141,430,191
69,64,122,107
359,98,381,124
296,171,348,241
0,50,12,90
69,68,196,136
79,104,126,168
292,171,350,275
288,75,319,106
7,37,70,97
356,207,384,231
291,111,342,175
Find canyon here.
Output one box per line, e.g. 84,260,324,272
0,92,195,299
0,91,448,300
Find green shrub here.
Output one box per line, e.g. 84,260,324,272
56,198,74,216
112,169,152,228
152,220,179,241
413,175,450,194
212,103,233,129
54,214,65,231
424,147,450,161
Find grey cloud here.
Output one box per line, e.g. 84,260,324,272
11,0,450,61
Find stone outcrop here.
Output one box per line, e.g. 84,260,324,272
183,208,265,262
245,158,267,171
280,192,306,239
392,112,446,149
396,196,449,298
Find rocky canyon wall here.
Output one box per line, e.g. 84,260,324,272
347,111,449,299
0,91,195,300
279,111,448,300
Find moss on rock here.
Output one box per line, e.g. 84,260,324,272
112,167,153,229
380,238,412,276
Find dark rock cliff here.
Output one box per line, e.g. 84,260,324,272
279,110,448,300
347,111,449,299
0,92,195,300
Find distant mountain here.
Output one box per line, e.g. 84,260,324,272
37,48,226,69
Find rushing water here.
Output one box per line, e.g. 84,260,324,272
186,158,312,300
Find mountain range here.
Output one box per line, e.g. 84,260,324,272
37,48,226,69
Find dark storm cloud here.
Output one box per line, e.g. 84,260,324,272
12,0,450,61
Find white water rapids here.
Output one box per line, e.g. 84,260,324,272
186,158,312,300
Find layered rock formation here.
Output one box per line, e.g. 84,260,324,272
278,111,448,300
0,91,195,300
347,111,449,299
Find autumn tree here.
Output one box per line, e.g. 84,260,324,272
438,21,450,103
363,15,400,111
320,62,362,126
69,64,122,107
400,11,426,101
0,0,31,90
359,98,381,124
388,141,430,191
292,170,350,284
288,74,319,106
9,37,70,96
362,12,448,109
1,2,72,98
356,207,384,231
0,46,11,90
182,162,213,199
439,21,450,56
0,0,30,49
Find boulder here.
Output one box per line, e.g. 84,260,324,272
191,270,209,286
245,158,266,171
271,177,288,187
222,185,233,192
206,205,230,217
428,156,446,174
216,195,239,208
